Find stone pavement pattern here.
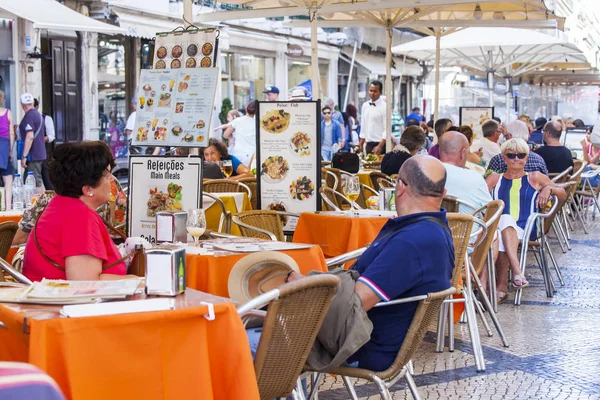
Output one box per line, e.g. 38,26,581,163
317,225,600,399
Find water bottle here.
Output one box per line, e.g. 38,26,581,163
13,174,24,211
25,172,36,208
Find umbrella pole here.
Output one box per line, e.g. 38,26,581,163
386,26,393,152
184,0,193,27
343,40,357,110
310,10,320,100
505,77,510,123
434,29,441,127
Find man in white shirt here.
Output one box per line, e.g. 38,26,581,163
359,81,387,155
470,119,502,167
124,97,137,140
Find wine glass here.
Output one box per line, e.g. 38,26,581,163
221,159,233,178
186,209,207,246
344,176,361,216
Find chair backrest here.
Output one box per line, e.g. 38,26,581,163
550,166,573,183
470,200,504,275
0,221,17,261
446,213,475,288
374,287,456,381
319,187,353,211
204,179,251,198
238,177,257,210
573,159,583,175
253,275,340,400
324,167,343,192
540,193,567,236
369,171,391,192
441,196,460,213
234,210,285,241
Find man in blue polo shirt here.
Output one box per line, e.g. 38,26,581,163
287,155,454,371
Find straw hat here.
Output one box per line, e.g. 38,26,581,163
228,251,300,303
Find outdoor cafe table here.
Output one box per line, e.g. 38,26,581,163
0,289,260,400
292,211,392,260
185,244,328,297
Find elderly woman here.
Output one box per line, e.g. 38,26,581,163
23,141,137,282
381,126,426,176
203,138,250,180
485,138,566,302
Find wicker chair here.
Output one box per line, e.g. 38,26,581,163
232,210,299,241
305,287,456,400
369,171,392,192
237,274,340,400
320,187,355,211
238,177,257,210
324,167,344,192
203,179,252,199
356,184,378,209
0,221,17,261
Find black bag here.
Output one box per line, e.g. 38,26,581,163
332,151,360,173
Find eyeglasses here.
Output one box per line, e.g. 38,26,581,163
504,152,527,160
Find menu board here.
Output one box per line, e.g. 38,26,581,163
153,29,219,69
459,107,494,139
256,101,321,232
132,68,218,147
128,156,203,243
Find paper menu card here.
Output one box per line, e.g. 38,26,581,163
153,29,219,70
133,68,218,147
25,279,142,300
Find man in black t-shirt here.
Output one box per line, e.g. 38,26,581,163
534,120,574,174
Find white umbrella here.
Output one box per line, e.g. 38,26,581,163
392,27,587,122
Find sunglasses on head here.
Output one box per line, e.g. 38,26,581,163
323,111,331,115
505,152,527,160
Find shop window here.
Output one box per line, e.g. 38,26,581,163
225,53,273,110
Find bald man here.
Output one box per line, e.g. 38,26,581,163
286,155,454,371
440,131,492,215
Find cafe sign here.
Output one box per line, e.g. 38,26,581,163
286,44,304,58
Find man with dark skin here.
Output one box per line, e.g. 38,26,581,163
359,81,387,155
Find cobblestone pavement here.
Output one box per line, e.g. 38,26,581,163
317,222,600,399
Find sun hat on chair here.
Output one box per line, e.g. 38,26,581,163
228,251,300,303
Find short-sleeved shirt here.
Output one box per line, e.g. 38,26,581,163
487,152,548,175
23,195,126,282
534,145,574,174
348,211,454,371
229,115,256,166
227,154,243,176
19,109,46,161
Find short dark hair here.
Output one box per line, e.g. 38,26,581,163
400,126,426,152
412,107,420,112
399,157,446,198
406,118,420,127
448,126,460,132
573,119,585,128
206,138,229,160
49,141,115,198
246,101,256,116
322,105,331,113
427,120,434,128
492,116,501,124
369,80,383,92
458,125,474,143
33,98,39,108
482,120,499,138
434,118,452,138
544,120,562,139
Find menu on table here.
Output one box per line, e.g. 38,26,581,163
459,106,494,139
132,68,218,147
153,28,219,69
256,101,322,233
128,156,203,243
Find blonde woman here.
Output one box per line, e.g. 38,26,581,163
0,91,13,210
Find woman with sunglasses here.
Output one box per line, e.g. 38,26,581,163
321,105,343,161
485,138,566,302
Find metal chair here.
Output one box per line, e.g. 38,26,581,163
238,177,257,210
232,210,299,241
203,192,232,234
514,195,563,305
323,167,344,193
305,287,456,400
575,167,600,222
203,179,252,200
369,171,392,192
237,274,340,400
319,187,356,211
356,184,378,209
564,161,588,233
0,257,32,285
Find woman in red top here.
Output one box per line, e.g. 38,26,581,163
23,141,136,281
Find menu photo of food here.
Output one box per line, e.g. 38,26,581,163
261,155,289,183
261,109,291,133
289,131,311,157
268,201,289,225
146,183,183,218
158,92,172,108
289,176,315,201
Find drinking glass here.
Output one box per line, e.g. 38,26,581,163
221,159,233,178
186,208,207,246
344,176,361,216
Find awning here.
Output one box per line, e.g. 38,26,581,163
342,51,422,77
0,0,124,34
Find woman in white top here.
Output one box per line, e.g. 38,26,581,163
223,102,256,166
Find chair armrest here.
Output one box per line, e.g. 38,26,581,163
470,217,487,247
204,192,232,233
232,215,278,241
238,181,252,201
325,247,367,268
361,184,378,197
551,167,573,182
0,258,32,285
374,287,456,308
237,289,280,315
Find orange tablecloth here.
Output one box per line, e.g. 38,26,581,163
292,213,388,258
0,214,22,262
186,245,327,297
0,290,259,400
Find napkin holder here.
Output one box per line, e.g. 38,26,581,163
156,211,187,243
379,188,396,212
145,246,186,296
